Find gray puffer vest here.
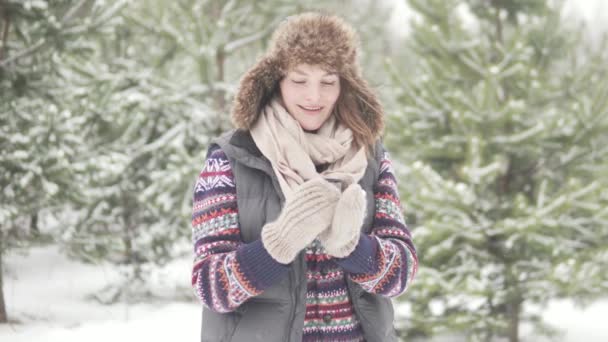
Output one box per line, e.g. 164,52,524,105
200,129,398,342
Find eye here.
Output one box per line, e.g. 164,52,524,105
321,81,336,86
291,79,306,84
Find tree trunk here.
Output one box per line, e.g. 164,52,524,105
494,5,503,45
0,232,8,323
30,212,39,236
1,4,11,62
215,47,226,114
507,296,520,342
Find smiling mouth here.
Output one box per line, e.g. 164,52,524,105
299,105,323,113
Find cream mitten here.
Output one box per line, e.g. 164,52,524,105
318,183,366,258
261,178,340,264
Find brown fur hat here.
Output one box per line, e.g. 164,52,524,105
230,12,384,140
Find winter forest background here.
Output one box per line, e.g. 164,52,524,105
1,0,607,341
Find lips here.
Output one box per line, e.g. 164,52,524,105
298,105,323,114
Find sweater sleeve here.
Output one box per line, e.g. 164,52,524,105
333,150,418,298
191,145,289,313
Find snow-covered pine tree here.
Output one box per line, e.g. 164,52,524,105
0,0,126,322
385,0,608,341
56,0,260,294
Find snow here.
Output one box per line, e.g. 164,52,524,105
528,300,608,342
2,245,608,341
1,245,200,342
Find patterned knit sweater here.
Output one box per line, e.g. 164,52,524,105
191,144,418,341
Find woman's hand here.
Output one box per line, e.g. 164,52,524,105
261,178,340,264
318,183,366,258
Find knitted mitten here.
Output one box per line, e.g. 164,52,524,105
261,178,340,264
318,183,366,258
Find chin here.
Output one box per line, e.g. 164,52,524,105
299,115,330,132
292,110,331,132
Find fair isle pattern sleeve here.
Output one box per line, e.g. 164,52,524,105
334,150,418,297
191,145,289,313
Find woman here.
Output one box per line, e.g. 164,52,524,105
191,12,418,342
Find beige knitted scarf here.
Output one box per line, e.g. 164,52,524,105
250,97,368,200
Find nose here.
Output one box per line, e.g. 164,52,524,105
305,84,321,103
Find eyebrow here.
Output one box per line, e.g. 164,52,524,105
293,69,338,77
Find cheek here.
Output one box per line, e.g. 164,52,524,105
280,84,298,107
326,88,341,106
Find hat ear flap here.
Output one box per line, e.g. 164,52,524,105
231,56,282,130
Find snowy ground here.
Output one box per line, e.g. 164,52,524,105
1,245,608,342
1,245,201,342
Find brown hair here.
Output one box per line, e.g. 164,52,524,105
333,78,382,154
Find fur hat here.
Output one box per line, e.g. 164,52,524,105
230,12,384,141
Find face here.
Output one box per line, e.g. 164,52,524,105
279,63,341,132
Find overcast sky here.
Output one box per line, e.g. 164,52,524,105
387,0,608,40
